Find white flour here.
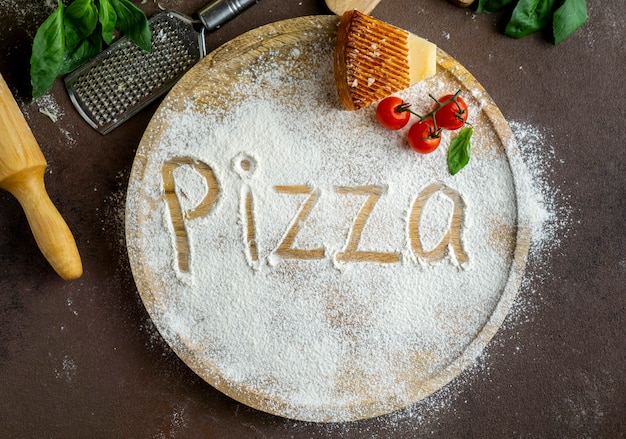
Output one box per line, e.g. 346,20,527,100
126,25,563,423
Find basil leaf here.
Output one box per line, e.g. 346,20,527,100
110,0,151,52
505,0,556,39
64,0,99,51
476,0,516,14
59,28,103,75
448,127,473,175
553,0,587,44
97,0,117,45
30,0,65,98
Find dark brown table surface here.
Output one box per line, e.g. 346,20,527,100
1,0,624,437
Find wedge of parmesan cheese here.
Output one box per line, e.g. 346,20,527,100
334,10,437,111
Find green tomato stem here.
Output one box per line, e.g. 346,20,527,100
397,89,465,132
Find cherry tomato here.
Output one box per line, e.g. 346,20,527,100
376,96,411,130
434,94,468,130
407,119,441,154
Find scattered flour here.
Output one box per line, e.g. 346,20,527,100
53,354,77,383
125,21,567,424
36,93,63,122
0,0,56,32
508,120,570,258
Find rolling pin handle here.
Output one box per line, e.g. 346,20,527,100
7,168,83,281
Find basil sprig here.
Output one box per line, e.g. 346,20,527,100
30,0,66,99
109,0,151,51
30,0,151,99
448,127,473,175
552,0,588,45
476,0,587,45
505,0,556,39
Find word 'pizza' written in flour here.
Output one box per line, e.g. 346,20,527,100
161,156,468,273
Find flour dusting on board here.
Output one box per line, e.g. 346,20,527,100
125,19,566,424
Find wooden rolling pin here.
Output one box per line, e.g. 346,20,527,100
0,74,82,280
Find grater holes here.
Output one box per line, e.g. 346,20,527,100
67,13,202,130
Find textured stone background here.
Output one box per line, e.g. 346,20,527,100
0,0,624,437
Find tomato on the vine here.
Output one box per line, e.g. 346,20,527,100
434,94,468,130
407,119,441,154
376,96,411,130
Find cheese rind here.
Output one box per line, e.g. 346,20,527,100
334,10,437,111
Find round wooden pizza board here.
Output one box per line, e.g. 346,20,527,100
126,15,530,422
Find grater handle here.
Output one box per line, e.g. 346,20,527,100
197,0,260,32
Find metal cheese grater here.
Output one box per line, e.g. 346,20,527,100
64,0,259,135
